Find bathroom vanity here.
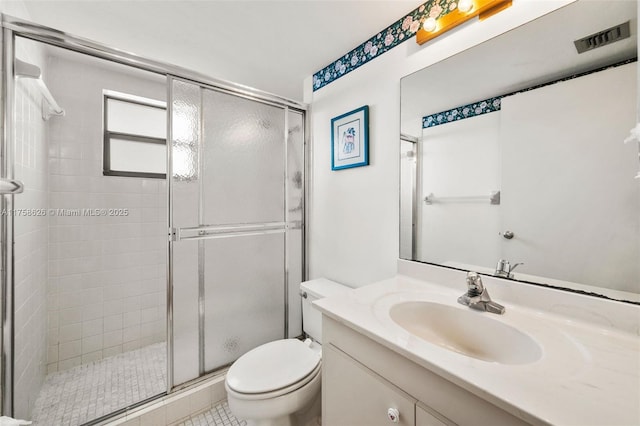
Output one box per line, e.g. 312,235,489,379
315,261,640,426
321,318,528,426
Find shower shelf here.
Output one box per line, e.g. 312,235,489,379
15,58,65,120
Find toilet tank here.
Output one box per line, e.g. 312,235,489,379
300,278,351,344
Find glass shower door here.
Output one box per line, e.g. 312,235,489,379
170,78,293,386
201,88,286,371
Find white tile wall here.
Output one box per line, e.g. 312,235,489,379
13,37,49,419
44,47,168,373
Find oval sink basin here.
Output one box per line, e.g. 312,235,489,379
389,301,542,365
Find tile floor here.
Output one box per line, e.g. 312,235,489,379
177,401,246,426
32,342,166,425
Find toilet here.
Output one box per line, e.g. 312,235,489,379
225,278,351,426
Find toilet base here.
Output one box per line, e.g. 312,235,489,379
295,389,321,426
245,415,319,426
241,390,320,426
227,368,321,426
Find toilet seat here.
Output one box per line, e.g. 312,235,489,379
226,339,321,397
227,362,321,400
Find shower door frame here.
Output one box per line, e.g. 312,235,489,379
0,13,308,418
168,76,307,385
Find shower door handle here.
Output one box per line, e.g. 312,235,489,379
0,178,24,195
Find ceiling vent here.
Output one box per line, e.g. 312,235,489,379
574,21,631,54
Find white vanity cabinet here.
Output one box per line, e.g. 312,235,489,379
321,316,530,426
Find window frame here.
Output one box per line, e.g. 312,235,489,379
103,91,167,179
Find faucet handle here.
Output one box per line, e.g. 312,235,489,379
460,272,506,315
466,271,484,296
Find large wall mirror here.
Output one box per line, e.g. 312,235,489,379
400,0,639,303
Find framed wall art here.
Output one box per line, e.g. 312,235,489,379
331,105,369,170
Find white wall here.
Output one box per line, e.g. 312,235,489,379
0,0,29,19
43,47,167,373
307,0,575,287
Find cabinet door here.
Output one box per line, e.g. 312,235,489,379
416,402,457,426
323,344,416,426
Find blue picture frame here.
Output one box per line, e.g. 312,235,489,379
331,105,369,170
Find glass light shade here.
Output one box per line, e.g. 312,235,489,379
458,0,474,12
423,17,437,32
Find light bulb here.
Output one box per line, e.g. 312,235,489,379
458,0,474,13
423,17,437,32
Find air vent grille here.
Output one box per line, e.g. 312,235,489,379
574,21,631,54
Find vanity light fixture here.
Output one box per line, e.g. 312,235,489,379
416,0,512,45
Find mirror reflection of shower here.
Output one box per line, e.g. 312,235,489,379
400,135,418,260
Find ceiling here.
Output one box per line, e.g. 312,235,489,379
19,0,419,101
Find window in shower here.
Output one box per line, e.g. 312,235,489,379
103,91,167,178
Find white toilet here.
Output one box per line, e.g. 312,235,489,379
225,278,350,426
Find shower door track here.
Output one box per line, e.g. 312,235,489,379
0,13,308,420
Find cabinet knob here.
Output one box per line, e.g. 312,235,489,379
500,230,515,239
387,407,400,423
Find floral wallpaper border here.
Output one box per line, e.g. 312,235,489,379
422,96,502,128
313,0,459,92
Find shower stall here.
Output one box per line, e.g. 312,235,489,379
0,15,306,425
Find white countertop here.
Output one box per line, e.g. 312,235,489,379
314,275,640,426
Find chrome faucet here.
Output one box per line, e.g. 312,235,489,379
494,259,523,279
458,272,505,314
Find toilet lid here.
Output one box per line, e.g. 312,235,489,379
226,339,321,394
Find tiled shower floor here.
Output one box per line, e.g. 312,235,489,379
32,342,166,425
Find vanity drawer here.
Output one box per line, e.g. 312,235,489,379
323,343,417,426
